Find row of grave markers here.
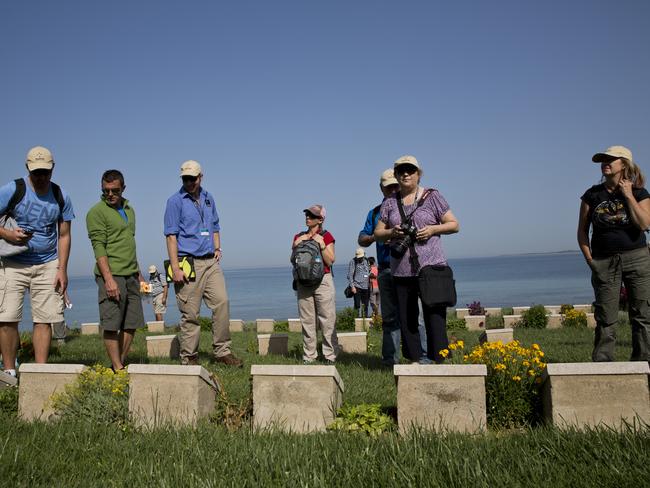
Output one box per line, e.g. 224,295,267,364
4,360,649,434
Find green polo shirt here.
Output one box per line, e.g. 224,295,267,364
86,198,139,276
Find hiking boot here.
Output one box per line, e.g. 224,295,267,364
182,356,200,366
213,354,243,367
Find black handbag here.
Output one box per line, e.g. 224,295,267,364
418,265,457,308
344,286,354,298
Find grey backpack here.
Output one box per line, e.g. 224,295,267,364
291,232,326,287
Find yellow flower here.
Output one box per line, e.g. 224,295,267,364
538,351,545,357
457,340,464,348
522,360,530,367
532,343,540,350
449,343,457,350
528,369,536,376
512,376,521,381
439,349,449,358
494,363,506,371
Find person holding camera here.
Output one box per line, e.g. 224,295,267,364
374,155,459,363
578,145,650,361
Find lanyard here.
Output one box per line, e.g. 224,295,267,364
191,194,206,227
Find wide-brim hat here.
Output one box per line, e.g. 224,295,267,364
592,145,634,164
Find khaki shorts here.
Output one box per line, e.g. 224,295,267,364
0,258,64,323
152,293,167,314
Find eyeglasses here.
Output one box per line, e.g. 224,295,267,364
395,165,418,176
182,175,198,183
102,188,123,196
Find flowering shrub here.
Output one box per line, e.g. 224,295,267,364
327,403,395,436
466,301,485,316
441,340,547,428
562,309,587,328
560,304,574,315
50,364,129,427
519,305,548,329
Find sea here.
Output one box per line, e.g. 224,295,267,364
17,251,594,331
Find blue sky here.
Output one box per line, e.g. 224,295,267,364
2,0,649,276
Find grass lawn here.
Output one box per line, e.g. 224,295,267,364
1,319,648,487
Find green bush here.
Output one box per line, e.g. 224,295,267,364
327,403,395,436
502,307,514,315
49,364,129,427
198,316,212,331
485,314,504,330
560,304,574,315
336,307,357,331
274,321,289,332
446,317,467,331
519,305,548,329
562,309,588,328
0,386,18,416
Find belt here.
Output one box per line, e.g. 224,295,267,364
181,253,214,260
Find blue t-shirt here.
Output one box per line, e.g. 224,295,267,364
0,178,75,265
359,203,390,266
163,187,220,256
117,207,128,223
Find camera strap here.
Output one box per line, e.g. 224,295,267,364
395,188,433,275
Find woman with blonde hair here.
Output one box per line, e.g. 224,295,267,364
577,145,650,361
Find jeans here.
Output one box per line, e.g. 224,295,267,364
590,246,650,361
378,268,400,365
353,288,370,318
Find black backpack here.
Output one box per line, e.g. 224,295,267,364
291,231,326,287
4,178,65,220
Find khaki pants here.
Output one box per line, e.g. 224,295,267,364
174,258,231,362
297,273,338,362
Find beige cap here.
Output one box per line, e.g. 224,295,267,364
180,160,202,177
26,146,54,171
148,265,157,274
592,145,634,163
394,155,420,171
355,247,365,258
380,168,398,187
303,204,326,220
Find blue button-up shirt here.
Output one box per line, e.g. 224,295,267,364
359,203,390,267
164,187,220,256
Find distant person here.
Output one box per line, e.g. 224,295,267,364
86,169,145,372
374,155,459,364
52,291,72,345
0,146,74,377
578,145,650,361
291,204,338,364
164,160,242,367
368,256,380,318
347,247,371,318
358,168,402,366
148,265,168,322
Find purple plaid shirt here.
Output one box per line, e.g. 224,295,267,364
379,188,450,277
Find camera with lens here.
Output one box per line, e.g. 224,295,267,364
390,220,418,258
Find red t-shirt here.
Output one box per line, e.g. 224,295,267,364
292,230,335,273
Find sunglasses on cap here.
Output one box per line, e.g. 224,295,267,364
395,164,418,176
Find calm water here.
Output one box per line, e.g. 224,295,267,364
18,252,593,330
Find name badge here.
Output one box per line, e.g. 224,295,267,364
200,228,210,236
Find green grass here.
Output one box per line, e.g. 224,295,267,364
2,321,649,487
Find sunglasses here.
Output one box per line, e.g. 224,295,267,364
182,175,199,183
30,169,52,177
102,188,123,196
395,165,418,176
305,213,320,219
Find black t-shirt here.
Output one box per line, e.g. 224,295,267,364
581,183,650,257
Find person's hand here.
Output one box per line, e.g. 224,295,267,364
214,249,222,262
351,286,357,294
105,276,121,301
162,297,167,307
416,225,436,242
619,178,634,200
293,234,310,246
311,233,326,249
172,267,188,285
53,268,68,294
3,228,32,245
